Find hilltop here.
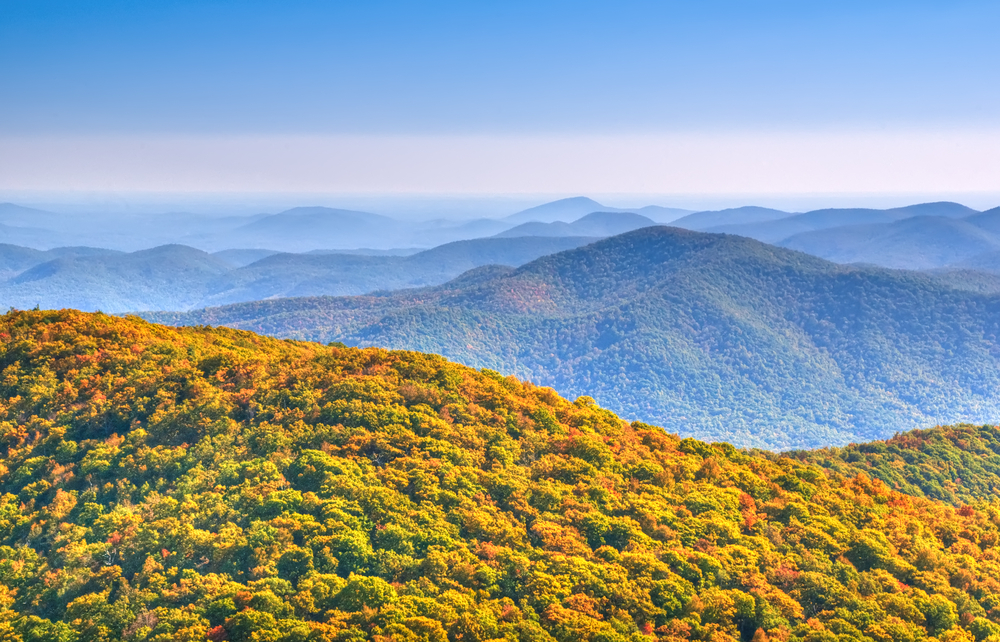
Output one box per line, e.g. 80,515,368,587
1,310,1000,641
146,226,1000,450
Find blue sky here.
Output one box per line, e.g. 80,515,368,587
2,0,999,201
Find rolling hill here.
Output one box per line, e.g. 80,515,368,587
0,244,121,279
708,202,978,244
2,309,1000,642
144,226,1000,450
496,211,657,238
779,215,1000,270
504,196,617,224
0,236,599,313
4,244,234,312
949,250,1000,274
207,207,402,252
669,206,792,230
504,198,691,225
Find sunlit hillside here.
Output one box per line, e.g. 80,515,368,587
0,310,998,642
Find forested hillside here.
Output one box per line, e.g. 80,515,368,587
2,310,1000,642
146,227,1000,450
798,424,1000,505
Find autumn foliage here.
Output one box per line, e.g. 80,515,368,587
0,310,997,642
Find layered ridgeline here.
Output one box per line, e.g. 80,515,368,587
671,202,1000,272
146,227,1000,450
3,310,1000,642
0,236,596,313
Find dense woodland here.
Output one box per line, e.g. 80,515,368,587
796,425,1000,506
148,227,1000,450
0,310,998,641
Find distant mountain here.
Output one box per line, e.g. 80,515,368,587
963,206,1000,234
0,244,120,279
948,249,1000,274
212,248,281,267
780,215,1000,270
0,203,517,252
670,205,791,230
4,245,232,312
145,226,1000,450
183,208,522,252
0,200,691,252
495,211,656,238
0,236,597,312
0,221,68,249
199,235,599,306
0,202,75,231
213,207,398,251
504,196,616,224
711,201,979,244
503,198,691,226
306,248,424,257
406,217,513,245
634,205,693,223
0,204,271,250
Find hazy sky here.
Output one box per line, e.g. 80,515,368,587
2,0,999,201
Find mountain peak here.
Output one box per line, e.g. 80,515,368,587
504,196,610,224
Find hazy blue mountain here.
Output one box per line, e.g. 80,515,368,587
0,203,69,229
963,206,1000,234
0,236,598,312
0,244,120,278
407,218,513,245
710,201,979,244
0,222,68,249
3,245,232,312
0,200,690,252
503,196,621,224
0,244,57,279
0,203,516,253
923,268,1000,294
200,235,599,306
948,249,1000,274
634,205,693,223
670,205,791,230
495,211,656,238
306,248,424,257
780,215,1000,270
182,208,520,252
503,198,691,226
212,248,282,267
211,207,399,251
144,226,1000,450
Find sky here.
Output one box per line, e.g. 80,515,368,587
1,0,999,207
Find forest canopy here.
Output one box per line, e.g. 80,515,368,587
0,310,998,642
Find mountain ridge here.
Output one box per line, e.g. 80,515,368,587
0,236,601,313
143,225,1000,449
